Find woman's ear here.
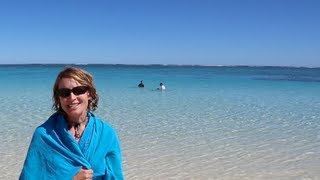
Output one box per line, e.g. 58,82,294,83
87,92,92,100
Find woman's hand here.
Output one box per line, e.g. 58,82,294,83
73,168,94,180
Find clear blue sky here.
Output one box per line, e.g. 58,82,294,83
0,0,319,67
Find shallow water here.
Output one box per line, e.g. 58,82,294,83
0,65,320,179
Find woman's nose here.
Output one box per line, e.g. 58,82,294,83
68,92,77,99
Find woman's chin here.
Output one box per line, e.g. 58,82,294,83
65,110,82,117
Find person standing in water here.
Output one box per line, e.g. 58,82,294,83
158,82,166,91
138,80,144,88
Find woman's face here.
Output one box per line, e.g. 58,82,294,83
58,77,90,121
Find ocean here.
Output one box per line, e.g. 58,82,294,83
0,64,319,179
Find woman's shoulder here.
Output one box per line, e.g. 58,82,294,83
90,113,117,134
95,116,115,130
32,113,60,137
89,112,109,125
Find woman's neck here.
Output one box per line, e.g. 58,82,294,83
66,113,88,125
66,114,89,141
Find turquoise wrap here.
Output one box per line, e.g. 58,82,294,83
19,112,124,180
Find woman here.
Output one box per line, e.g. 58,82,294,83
20,67,124,180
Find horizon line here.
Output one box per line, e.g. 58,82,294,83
0,63,319,69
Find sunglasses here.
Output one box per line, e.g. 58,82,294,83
57,86,89,97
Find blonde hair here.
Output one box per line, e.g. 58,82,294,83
52,67,99,112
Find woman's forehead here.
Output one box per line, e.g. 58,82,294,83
58,78,81,88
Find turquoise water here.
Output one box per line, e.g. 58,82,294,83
0,65,320,179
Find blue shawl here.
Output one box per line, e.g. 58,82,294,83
19,112,124,180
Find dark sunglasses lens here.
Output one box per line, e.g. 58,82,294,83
57,86,87,97
72,86,88,95
57,89,71,97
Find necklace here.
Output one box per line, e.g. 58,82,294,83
69,115,88,140
74,123,82,139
